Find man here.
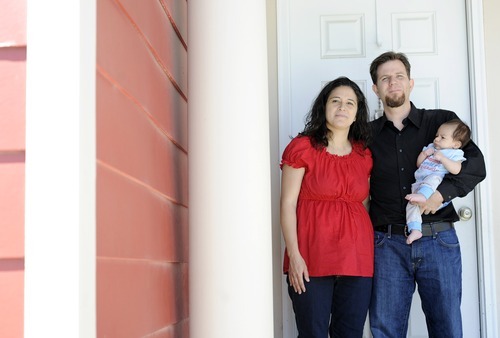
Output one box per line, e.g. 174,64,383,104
368,51,486,337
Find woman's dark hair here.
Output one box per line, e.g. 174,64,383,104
369,51,411,84
299,76,371,148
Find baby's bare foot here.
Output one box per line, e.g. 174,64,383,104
405,193,427,204
406,230,423,244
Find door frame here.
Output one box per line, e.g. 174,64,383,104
465,1,496,336
274,0,496,336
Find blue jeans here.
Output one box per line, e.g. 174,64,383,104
288,275,372,338
369,228,462,338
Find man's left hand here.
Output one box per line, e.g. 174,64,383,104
420,191,444,215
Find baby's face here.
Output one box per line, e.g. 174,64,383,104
433,124,460,150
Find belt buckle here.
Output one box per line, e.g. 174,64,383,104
403,225,410,238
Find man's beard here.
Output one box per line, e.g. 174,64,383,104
385,93,406,108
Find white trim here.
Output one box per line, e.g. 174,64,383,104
188,1,274,337
24,1,96,337
276,2,298,337
277,0,293,153
466,1,497,336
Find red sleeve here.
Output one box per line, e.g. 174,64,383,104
280,136,312,170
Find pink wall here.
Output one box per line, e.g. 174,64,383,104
96,0,189,336
0,1,26,337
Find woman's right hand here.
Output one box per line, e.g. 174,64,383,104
288,252,310,294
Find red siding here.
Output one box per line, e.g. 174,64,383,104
96,0,188,336
0,0,26,337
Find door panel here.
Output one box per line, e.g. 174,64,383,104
278,1,479,337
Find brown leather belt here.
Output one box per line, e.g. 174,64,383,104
374,222,454,237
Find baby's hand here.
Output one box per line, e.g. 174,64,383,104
424,148,435,157
433,150,444,161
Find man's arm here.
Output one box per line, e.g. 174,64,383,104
436,140,486,202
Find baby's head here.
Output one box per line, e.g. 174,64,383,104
433,119,471,150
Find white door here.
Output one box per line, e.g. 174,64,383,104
277,1,480,337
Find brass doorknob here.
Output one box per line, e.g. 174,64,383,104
458,207,473,221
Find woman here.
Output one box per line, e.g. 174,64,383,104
280,77,373,338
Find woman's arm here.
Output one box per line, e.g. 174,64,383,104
363,179,370,211
280,164,309,294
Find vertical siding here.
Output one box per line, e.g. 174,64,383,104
96,0,188,337
0,1,26,337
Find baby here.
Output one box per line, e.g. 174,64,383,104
405,119,470,244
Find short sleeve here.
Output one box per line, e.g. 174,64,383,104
280,136,312,170
430,147,466,162
448,149,466,162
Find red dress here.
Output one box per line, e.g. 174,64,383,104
281,136,374,277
